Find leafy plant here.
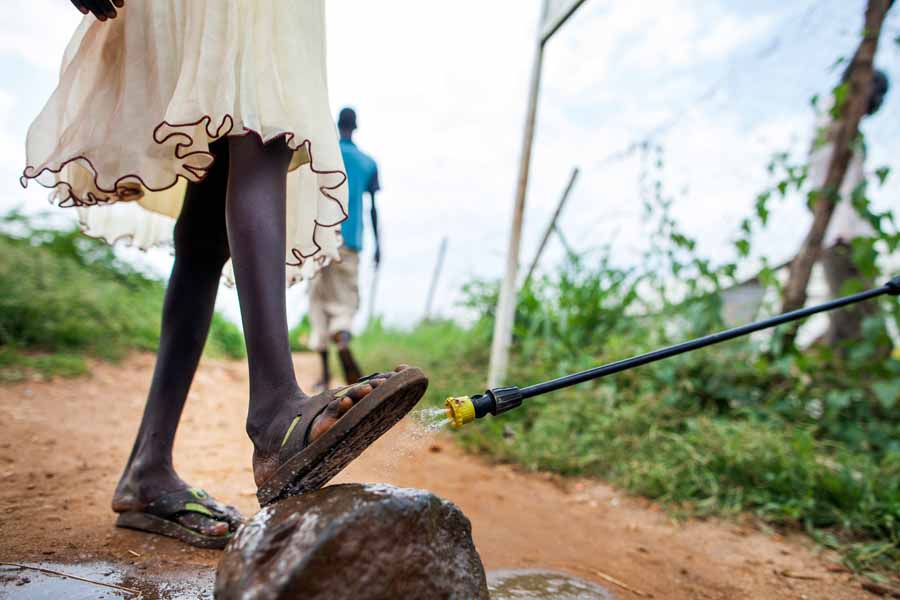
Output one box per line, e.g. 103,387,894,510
0,209,245,381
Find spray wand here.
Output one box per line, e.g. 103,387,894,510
445,275,900,428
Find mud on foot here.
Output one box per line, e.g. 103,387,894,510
112,468,242,538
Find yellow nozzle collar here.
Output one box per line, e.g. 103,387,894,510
445,396,476,429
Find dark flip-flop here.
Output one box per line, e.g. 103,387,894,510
115,488,243,550
256,366,428,507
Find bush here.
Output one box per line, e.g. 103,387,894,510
289,314,313,352
0,211,245,381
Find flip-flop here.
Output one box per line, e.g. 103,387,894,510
114,487,243,550
256,366,428,507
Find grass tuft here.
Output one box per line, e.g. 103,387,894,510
0,211,245,382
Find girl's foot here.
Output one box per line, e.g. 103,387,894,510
251,367,402,485
112,466,242,548
252,365,428,506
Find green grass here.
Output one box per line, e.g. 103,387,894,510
289,314,313,352
0,214,245,382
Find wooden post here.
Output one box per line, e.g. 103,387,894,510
487,2,548,388
366,267,379,326
424,237,448,321
488,0,589,387
779,0,891,350
523,167,580,287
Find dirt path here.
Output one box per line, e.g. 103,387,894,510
0,353,875,599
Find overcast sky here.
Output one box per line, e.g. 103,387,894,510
1,0,898,329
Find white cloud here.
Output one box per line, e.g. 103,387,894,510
0,0,81,70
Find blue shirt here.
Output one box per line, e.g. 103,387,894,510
339,139,380,252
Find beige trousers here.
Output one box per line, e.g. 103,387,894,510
308,247,360,351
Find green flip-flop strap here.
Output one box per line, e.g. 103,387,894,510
145,488,227,521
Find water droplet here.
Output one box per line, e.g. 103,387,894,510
410,407,452,433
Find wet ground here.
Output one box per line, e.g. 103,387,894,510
0,561,214,599
488,570,616,599
0,562,615,600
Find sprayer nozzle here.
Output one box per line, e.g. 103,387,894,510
445,396,476,428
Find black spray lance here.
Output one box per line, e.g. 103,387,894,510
445,275,900,428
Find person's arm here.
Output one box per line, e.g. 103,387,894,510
368,166,381,267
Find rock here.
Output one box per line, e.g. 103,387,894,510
216,484,488,600
487,569,617,600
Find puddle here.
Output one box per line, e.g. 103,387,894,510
0,561,214,599
488,569,616,600
1,563,615,599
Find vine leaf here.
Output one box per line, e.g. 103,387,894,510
872,381,900,410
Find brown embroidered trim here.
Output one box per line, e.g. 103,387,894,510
21,113,348,268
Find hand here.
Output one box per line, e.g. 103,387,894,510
71,0,124,21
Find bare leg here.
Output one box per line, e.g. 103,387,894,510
224,135,402,487
318,350,331,390
113,140,234,536
334,330,363,383
224,135,303,455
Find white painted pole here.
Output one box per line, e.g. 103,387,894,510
487,0,549,388
366,267,379,326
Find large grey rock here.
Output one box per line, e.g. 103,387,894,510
216,484,488,600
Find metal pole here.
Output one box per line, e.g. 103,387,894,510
445,276,899,428
541,0,590,43
519,281,895,400
424,237,449,320
488,0,549,388
523,167,580,286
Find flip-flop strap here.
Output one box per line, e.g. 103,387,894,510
144,488,228,520
278,380,379,459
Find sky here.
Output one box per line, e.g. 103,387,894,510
1,0,898,330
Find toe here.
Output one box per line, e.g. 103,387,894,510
394,364,410,372
338,397,354,413
309,398,342,442
347,383,373,401
177,513,229,537
219,505,245,530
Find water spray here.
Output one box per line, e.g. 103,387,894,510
445,276,900,428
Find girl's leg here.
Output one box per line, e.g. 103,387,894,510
317,350,331,390
112,140,233,536
224,134,303,453
224,134,399,487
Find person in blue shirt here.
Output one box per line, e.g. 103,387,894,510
307,107,381,388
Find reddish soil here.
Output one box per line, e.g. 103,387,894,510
0,353,878,599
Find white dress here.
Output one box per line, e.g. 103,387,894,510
21,0,347,284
